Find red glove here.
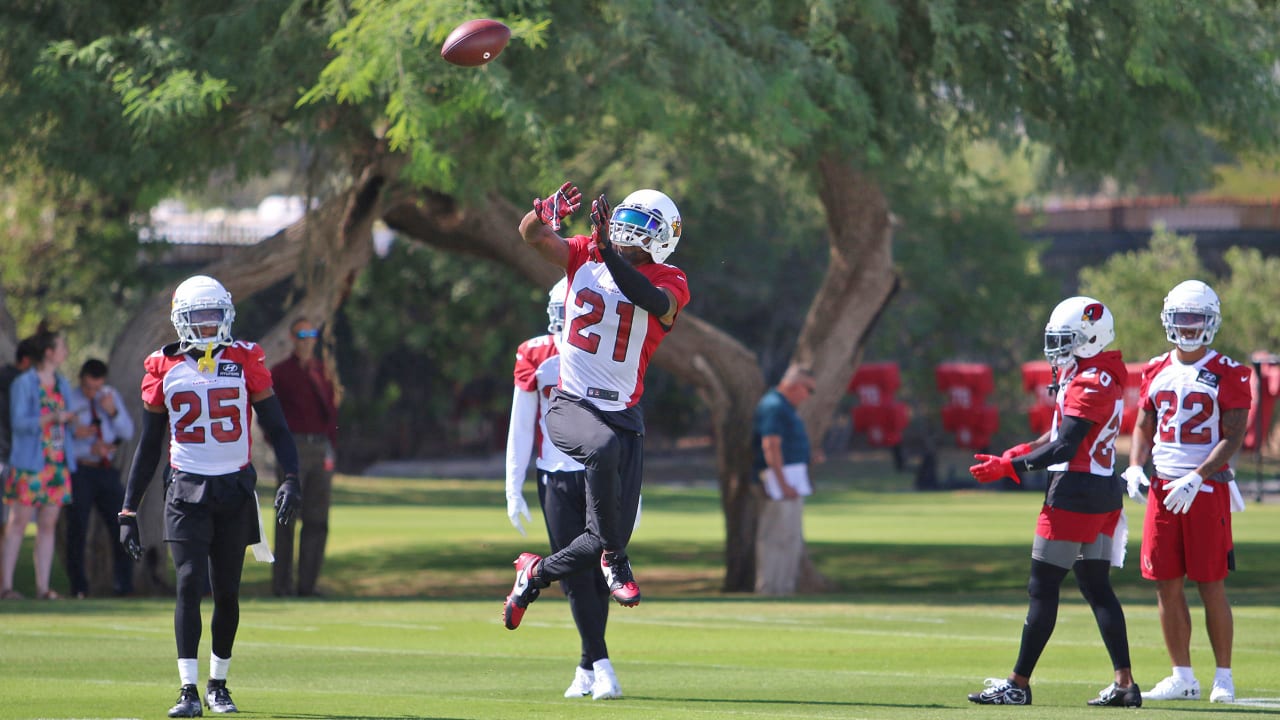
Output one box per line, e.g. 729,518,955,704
1001,443,1034,461
970,454,1019,484
532,181,582,231
590,193,611,250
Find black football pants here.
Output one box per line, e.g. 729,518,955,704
539,469,611,667
541,396,643,581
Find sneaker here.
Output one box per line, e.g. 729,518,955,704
1087,682,1142,707
968,678,1032,705
591,659,622,701
1142,675,1200,701
502,552,542,630
205,679,238,713
564,666,594,698
600,552,641,607
1210,680,1235,704
168,684,203,718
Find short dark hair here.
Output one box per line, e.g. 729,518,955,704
14,337,37,365
80,358,108,379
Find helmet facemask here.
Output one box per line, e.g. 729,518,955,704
1043,329,1081,368
1161,308,1219,352
171,276,236,352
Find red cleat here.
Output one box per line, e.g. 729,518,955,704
503,552,543,629
601,551,641,607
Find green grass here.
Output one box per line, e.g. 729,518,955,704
3,466,1280,719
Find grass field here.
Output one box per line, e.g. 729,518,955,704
2,460,1279,719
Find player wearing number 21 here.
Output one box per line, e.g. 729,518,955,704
119,275,302,717
501,182,689,635
1124,280,1248,705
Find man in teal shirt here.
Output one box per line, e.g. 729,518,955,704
752,366,817,594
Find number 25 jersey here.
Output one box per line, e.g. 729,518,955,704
1139,349,1251,478
559,235,691,411
141,341,274,475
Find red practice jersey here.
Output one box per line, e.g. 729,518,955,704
1048,350,1126,476
1140,349,1252,478
141,341,274,475
559,235,690,411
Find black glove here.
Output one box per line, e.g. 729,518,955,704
119,513,142,561
275,475,302,526
590,194,611,251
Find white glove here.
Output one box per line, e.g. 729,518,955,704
1121,465,1149,505
1162,471,1204,514
506,493,531,536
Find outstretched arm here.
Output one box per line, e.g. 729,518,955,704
519,181,581,269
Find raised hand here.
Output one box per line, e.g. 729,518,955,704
274,475,303,525
969,454,1019,484
532,181,582,231
590,194,611,251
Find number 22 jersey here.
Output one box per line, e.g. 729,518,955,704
141,341,273,476
1139,349,1251,478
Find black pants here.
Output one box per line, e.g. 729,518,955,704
541,394,643,581
539,469,611,666
66,464,133,596
273,435,333,596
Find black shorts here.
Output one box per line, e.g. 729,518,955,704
163,466,260,547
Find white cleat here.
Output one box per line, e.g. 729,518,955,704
1142,675,1201,701
564,666,594,698
591,658,622,701
1210,680,1235,704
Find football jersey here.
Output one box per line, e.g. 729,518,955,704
512,334,582,472
1140,349,1252,477
141,341,273,476
559,235,691,411
1048,350,1126,476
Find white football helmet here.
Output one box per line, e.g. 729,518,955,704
547,276,568,335
1043,296,1115,368
1161,280,1221,352
171,275,235,350
608,189,682,263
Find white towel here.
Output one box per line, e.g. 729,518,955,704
250,491,275,563
759,463,813,501
1110,510,1128,569
1228,479,1247,513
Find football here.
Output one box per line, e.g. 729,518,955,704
440,19,511,67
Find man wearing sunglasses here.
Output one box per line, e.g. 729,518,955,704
269,318,340,597
502,183,689,645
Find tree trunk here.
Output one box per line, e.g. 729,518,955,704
102,153,399,595
383,192,767,591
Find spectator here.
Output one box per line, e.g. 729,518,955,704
0,337,37,538
967,297,1142,707
504,277,623,700
65,358,136,598
1,325,76,600
502,184,689,635
119,274,301,717
752,365,818,596
1124,280,1248,704
269,317,339,597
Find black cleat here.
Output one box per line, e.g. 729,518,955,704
1087,682,1142,708
601,551,641,606
205,679,238,713
168,684,203,718
968,678,1032,705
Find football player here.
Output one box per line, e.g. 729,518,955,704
502,183,689,643
1123,280,1248,704
119,275,302,717
503,277,622,700
967,297,1141,707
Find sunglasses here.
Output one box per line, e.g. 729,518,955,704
295,329,319,339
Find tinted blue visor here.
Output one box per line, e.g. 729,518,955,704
612,208,663,235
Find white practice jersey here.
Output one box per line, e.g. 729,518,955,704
1139,349,1252,478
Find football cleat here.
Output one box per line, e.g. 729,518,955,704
968,678,1032,705
1210,679,1235,704
503,552,542,630
564,666,594,698
1087,682,1142,707
1142,675,1200,701
600,552,640,607
591,658,622,701
168,684,203,718
205,679,238,713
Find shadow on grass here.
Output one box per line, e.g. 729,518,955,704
628,695,947,710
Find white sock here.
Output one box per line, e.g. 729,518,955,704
1173,666,1196,683
210,653,231,682
178,658,199,687
1214,667,1233,685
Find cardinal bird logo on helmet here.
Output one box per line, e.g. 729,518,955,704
1082,303,1105,323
